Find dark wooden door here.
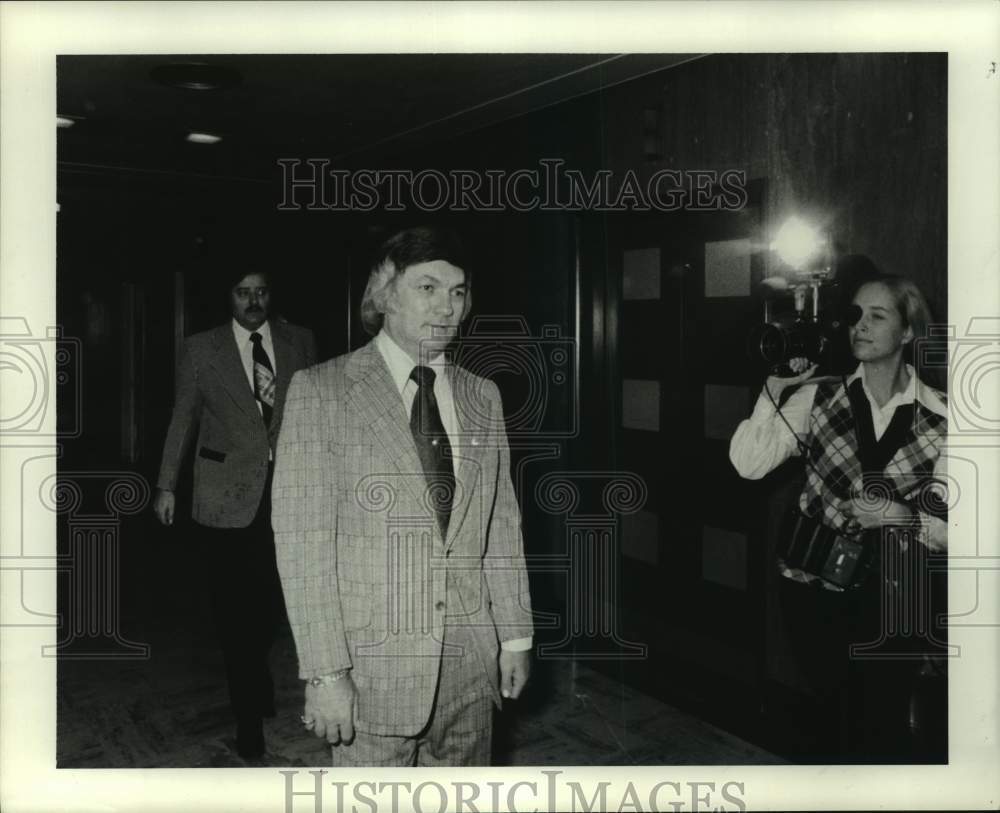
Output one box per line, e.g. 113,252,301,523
601,181,775,718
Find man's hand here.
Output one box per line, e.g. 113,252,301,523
499,649,531,700
153,489,175,526
304,674,358,745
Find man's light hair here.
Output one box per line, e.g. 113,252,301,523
360,261,403,335
359,226,471,335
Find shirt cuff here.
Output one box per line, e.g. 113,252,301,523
500,636,533,652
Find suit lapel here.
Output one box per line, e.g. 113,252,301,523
444,365,489,549
347,342,490,547
347,344,429,511
207,325,258,420
271,322,295,397
268,322,296,441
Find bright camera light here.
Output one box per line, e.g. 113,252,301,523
57,116,75,128
770,217,824,269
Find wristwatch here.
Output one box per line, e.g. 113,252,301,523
307,669,350,687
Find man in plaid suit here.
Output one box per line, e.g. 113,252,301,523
272,226,533,766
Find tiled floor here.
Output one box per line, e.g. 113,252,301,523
57,611,783,768
55,518,783,768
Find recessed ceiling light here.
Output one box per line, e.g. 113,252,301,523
57,116,76,128
186,132,222,145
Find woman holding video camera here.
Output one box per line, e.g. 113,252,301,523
730,273,948,763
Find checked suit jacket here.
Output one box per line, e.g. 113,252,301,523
157,320,317,528
271,340,534,737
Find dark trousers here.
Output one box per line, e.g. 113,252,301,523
198,488,286,725
779,559,947,763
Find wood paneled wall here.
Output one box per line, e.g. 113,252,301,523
603,53,947,322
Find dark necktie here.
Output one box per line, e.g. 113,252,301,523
249,332,275,426
409,365,455,536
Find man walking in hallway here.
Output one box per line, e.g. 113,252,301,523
154,267,316,759
272,226,533,766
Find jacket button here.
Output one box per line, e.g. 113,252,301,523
435,601,446,611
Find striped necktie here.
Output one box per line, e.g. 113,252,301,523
249,332,275,426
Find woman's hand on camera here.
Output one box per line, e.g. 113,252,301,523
764,358,817,398
787,357,813,376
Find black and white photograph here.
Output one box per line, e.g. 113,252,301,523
2,3,998,812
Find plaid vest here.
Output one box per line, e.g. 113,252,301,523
799,378,948,535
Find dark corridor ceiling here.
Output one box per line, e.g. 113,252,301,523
56,53,699,183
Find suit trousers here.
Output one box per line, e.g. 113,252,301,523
199,478,285,725
330,621,495,767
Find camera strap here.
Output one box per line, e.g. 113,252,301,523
765,372,921,494
761,374,851,467
764,374,877,591
764,373,929,591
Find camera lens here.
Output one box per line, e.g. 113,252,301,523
748,320,825,366
750,323,788,365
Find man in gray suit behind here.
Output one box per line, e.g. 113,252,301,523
272,226,533,766
153,267,316,759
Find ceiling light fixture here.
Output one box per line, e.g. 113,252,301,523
186,132,222,145
150,63,242,91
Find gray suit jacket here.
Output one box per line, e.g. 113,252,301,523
157,320,317,527
271,341,533,736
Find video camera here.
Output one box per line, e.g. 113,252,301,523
747,273,846,375
746,218,868,376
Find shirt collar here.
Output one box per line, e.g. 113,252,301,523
846,363,947,418
375,330,448,395
232,318,272,346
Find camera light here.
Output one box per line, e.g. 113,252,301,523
770,217,824,270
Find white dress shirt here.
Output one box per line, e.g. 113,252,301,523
374,329,458,449
375,329,532,653
729,364,948,549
